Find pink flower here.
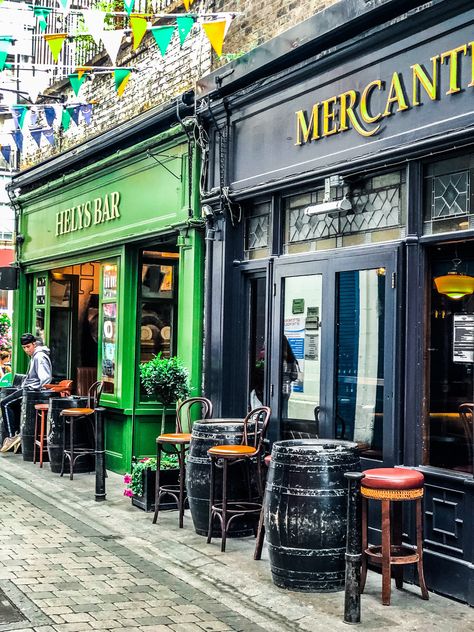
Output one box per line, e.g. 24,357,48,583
123,474,132,484
139,458,150,463
123,488,133,497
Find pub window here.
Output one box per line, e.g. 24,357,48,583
139,247,179,401
423,153,474,235
244,201,271,260
283,170,406,254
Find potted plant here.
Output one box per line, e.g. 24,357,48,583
139,352,190,435
124,454,180,512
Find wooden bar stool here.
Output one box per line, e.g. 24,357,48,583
153,397,213,528
361,467,429,605
33,403,50,467
207,406,271,553
60,381,103,480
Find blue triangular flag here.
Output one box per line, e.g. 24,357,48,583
11,130,23,152
44,106,56,127
0,145,11,163
66,105,80,125
80,104,93,125
43,128,55,146
30,128,42,147
29,109,38,127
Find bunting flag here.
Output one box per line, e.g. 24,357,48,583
44,106,56,126
202,20,226,57
67,105,81,125
124,0,135,16
0,36,14,72
24,71,50,103
30,128,43,148
82,9,106,47
114,68,131,98
69,73,87,96
61,107,71,131
101,30,124,65
80,104,93,125
151,26,175,57
130,15,148,50
183,0,196,10
57,0,71,14
76,66,92,80
29,109,38,127
176,16,194,47
11,130,23,152
44,33,67,62
43,127,55,146
32,7,53,33
11,105,28,129
0,145,11,163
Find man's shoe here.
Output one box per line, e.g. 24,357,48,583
0,436,16,452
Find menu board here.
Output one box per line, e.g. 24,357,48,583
453,314,474,363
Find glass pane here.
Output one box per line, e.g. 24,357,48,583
103,264,118,299
35,309,45,341
427,247,474,473
281,275,322,437
248,278,266,409
101,302,116,394
140,302,173,362
336,268,385,459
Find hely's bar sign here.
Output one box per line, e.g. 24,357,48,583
295,41,473,145
55,191,121,236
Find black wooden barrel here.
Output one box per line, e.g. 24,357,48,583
20,389,55,461
0,387,17,446
186,419,259,537
265,439,360,592
47,396,90,473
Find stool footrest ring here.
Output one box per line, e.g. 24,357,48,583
211,501,262,516
365,544,419,565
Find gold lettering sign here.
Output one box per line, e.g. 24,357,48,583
55,192,121,237
295,39,473,146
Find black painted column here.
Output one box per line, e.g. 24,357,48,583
95,406,106,502
344,472,365,625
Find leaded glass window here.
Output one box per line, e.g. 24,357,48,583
284,171,406,253
424,153,474,235
244,201,271,260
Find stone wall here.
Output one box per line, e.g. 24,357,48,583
19,0,338,168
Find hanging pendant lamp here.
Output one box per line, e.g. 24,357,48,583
434,257,474,300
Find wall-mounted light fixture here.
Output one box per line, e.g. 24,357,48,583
304,176,352,216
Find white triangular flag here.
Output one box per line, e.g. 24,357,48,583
82,9,106,48
101,30,124,65
23,71,50,103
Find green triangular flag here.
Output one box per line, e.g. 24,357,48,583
33,7,53,33
61,108,71,131
151,26,175,57
124,0,135,16
114,69,131,97
0,36,14,72
69,73,86,96
11,105,28,129
176,16,194,47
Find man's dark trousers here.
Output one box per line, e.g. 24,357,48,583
1,389,23,437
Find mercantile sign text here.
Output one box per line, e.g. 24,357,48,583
295,40,473,145
55,191,121,236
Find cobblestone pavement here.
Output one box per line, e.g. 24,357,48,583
0,454,472,632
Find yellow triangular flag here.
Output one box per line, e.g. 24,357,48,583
183,0,195,10
202,20,226,57
76,66,92,80
130,15,148,50
115,69,131,98
44,33,67,62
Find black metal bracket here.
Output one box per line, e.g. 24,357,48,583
146,150,181,181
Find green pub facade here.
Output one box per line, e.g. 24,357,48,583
11,100,204,473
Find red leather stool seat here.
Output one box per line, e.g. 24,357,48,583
362,468,424,490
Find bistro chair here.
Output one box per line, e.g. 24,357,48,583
59,381,103,480
360,467,429,606
207,406,271,552
458,403,473,472
153,397,213,528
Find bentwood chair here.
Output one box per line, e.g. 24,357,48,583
207,406,271,552
458,403,474,472
153,397,213,528
60,381,103,480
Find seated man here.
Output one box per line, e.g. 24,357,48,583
0,333,52,453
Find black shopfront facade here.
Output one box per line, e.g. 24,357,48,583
197,0,474,605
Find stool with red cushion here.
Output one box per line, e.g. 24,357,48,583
361,467,429,605
254,454,271,560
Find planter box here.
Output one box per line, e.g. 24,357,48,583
132,467,180,512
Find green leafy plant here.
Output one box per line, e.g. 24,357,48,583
139,353,190,434
123,454,178,498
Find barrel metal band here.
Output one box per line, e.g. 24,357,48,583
361,486,424,500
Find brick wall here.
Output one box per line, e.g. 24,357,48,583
19,0,338,168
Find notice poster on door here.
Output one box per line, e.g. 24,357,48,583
284,316,304,392
453,314,474,363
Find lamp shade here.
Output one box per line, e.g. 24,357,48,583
434,271,474,300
